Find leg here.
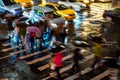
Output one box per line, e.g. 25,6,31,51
91,56,99,69
55,67,62,80
30,37,35,53
71,62,80,72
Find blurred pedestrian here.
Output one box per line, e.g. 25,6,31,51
67,20,76,43
27,26,36,53
38,20,46,49
53,23,67,44
14,22,27,49
49,52,63,80
71,48,84,74
25,29,31,53
91,41,104,71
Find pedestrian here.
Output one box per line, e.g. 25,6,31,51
67,20,76,43
91,41,104,72
14,22,27,48
53,22,67,44
29,26,36,53
49,52,63,80
71,48,84,74
25,29,31,53
38,20,46,49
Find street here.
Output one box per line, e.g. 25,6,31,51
0,2,120,80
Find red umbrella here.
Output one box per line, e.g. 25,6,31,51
27,26,41,33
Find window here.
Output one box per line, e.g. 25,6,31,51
2,0,15,6
57,4,69,10
53,11,61,18
46,5,56,10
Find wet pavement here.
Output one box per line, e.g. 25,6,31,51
0,2,120,80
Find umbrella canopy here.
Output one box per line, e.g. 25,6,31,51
92,36,105,44
102,57,119,68
17,16,29,24
27,26,40,33
17,17,29,21
73,40,90,47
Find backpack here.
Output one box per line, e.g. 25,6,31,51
30,32,36,38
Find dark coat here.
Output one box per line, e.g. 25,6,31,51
73,48,84,62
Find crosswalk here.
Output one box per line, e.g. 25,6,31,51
0,41,112,80
0,2,114,79
90,70,110,80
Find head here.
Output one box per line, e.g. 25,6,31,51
74,48,81,54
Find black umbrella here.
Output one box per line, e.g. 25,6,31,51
17,17,29,24
18,17,29,21
92,36,105,44
102,57,119,68
73,40,90,47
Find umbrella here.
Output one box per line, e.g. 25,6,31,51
92,36,105,44
101,57,119,68
73,40,90,47
17,17,29,24
27,26,41,33
17,17,29,21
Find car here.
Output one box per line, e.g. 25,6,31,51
11,0,34,8
0,0,23,17
58,0,90,12
23,6,66,26
39,3,76,21
103,8,120,22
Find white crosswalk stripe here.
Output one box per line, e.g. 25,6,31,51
91,70,110,80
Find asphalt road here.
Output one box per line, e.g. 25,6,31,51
0,2,120,80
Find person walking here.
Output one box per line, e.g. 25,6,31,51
67,20,76,43
28,26,36,53
53,23,67,44
14,22,27,47
91,41,104,72
49,52,63,80
71,48,84,74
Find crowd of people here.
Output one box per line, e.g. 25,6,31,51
0,8,120,80
0,12,77,53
